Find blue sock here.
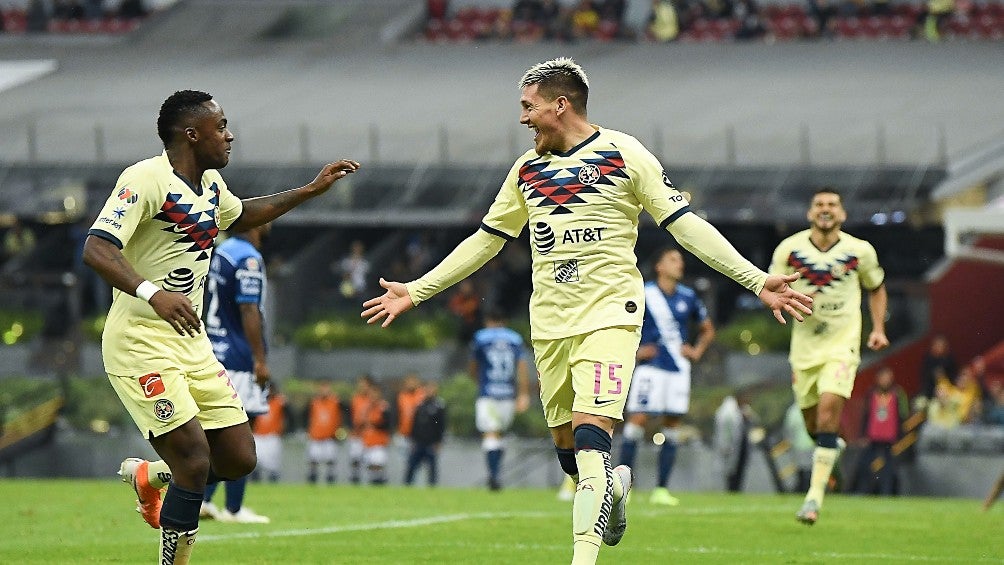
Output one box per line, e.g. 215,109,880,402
225,476,247,514
486,449,503,481
555,446,578,477
620,439,638,468
161,483,203,531
657,441,677,488
202,482,219,503
816,432,839,449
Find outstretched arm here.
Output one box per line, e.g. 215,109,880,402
668,213,813,324
229,159,360,232
361,229,506,327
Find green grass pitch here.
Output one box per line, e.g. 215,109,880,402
0,479,999,564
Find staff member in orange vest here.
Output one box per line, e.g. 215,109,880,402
361,383,392,485
349,375,374,484
252,385,288,483
396,373,426,458
305,380,343,484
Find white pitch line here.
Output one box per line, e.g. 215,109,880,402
197,511,556,542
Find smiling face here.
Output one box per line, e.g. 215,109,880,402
807,191,846,233
190,100,234,170
519,83,564,156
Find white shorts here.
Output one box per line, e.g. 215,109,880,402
254,433,282,474
349,436,364,460
364,446,388,467
307,439,337,463
475,397,516,434
227,369,269,416
625,365,690,416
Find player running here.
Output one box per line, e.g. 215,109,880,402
362,58,811,564
770,188,888,525
84,90,358,564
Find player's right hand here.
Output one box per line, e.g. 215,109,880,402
149,291,202,337
361,278,414,328
758,273,813,324
309,159,361,193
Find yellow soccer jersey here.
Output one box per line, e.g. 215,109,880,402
88,153,243,374
482,127,690,340
770,229,885,369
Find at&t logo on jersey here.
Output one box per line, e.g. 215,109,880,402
562,227,605,244
163,268,196,294
533,222,556,255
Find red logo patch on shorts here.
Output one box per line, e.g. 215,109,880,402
139,373,165,398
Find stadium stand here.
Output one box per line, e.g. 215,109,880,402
0,0,169,35
424,0,1004,42
0,0,1001,499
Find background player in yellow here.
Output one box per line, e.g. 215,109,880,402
83,89,359,564
362,57,812,565
769,188,889,526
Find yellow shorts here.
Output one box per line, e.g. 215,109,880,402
532,325,641,428
791,359,859,409
108,362,249,439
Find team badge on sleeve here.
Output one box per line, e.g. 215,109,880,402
118,187,139,205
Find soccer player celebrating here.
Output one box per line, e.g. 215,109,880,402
84,90,359,563
770,188,889,525
200,225,272,524
620,246,715,506
362,58,811,564
468,307,531,491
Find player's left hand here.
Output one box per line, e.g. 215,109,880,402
758,273,813,324
309,159,361,193
361,278,415,327
681,344,702,361
516,393,530,414
867,330,890,351
254,359,271,388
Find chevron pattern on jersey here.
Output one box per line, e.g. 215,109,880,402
153,183,220,261
519,150,628,214
787,251,860,290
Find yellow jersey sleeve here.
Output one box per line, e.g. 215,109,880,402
857,240,885,290
90,162,161,249
481,156,531,239
211,172,244,231
624,137,690,228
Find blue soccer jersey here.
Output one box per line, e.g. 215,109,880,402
639,281,708,373
471,327,527,400
205,236,267,372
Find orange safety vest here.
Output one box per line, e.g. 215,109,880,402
397,389,426,437
253,394,286,436
351,392,369,434
307,394,342,441
361,398,390,448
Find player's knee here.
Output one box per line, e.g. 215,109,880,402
214,449,257,480
573,423,612,454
